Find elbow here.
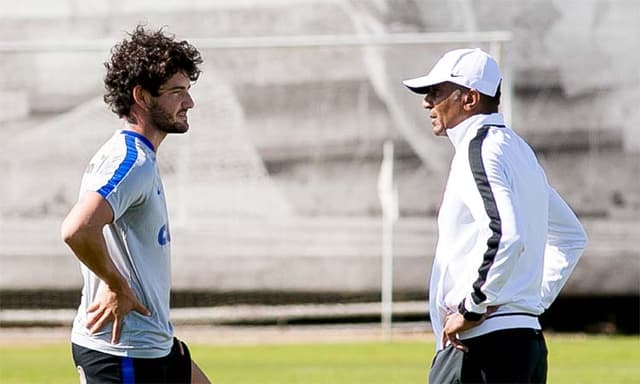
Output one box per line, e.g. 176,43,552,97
576,223,589,250
60,219,76,246
61,216,105,251
60,217,83,248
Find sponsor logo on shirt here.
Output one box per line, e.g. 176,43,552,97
158,224,171,246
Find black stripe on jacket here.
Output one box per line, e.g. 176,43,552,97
468,126,503,305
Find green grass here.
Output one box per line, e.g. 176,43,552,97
193,341,428,384
545,335,640,384
1,335,638,383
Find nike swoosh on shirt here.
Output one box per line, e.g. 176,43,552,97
450,73,464,77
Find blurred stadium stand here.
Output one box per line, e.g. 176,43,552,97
0,0,638,332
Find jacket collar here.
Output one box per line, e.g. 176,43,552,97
446,113,506,150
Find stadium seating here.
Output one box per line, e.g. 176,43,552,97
0,0,638,304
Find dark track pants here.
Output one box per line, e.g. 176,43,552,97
460,328,548,383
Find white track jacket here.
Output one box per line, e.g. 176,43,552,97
430,113,587,350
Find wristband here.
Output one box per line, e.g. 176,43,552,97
458,299,483,321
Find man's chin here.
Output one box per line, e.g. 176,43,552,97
432,127,446,137
175,125,189,134
163,123,189,134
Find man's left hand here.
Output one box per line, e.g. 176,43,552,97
442,306,498,352
442,312,477,352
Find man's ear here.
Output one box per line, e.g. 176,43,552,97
463,90,480,111
132,85,151,111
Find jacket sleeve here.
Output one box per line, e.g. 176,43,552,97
540,187,587,309
459,138,526,317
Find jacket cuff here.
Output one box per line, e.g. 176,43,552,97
458,298,484,321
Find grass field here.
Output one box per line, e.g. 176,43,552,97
0,334,638,383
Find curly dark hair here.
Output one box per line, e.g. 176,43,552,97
104,25,203,118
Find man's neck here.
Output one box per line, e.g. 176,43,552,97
123,121,166,152
447,113,504,149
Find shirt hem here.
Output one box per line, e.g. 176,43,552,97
458,314,541,340
71,332,173,359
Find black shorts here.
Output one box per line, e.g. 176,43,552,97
460,328,548,383
72,338,191,383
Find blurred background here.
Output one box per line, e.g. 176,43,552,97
0,0,638,334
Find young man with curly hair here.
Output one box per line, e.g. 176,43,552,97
61,25,211,383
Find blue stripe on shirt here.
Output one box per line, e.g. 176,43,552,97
121,129,155,152
97,134,138,198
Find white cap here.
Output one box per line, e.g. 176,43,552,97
402,48,502,96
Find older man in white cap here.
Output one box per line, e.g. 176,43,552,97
403,48,587,383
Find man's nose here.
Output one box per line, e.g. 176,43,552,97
422,97,432,109
183,92,195,109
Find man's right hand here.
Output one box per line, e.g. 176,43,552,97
85,282,151,344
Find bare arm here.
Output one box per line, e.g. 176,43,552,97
61,192,121,288
61,191,149,343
